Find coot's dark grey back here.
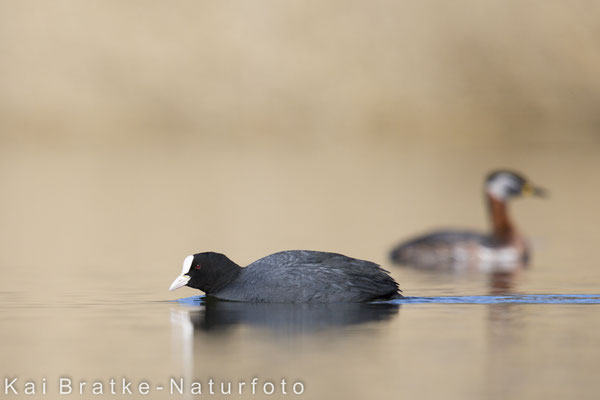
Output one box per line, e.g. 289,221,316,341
213,250,400,303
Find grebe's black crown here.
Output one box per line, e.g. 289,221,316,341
486,170,526,185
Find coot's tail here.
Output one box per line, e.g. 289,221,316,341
374,291,404,301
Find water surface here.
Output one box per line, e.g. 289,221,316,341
1,116,600,400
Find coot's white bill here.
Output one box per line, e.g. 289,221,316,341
169,275,190,291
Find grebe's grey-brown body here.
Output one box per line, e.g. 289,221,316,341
389,170,546,271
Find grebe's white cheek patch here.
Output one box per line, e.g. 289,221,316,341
487,174,516,200
182,255,194,275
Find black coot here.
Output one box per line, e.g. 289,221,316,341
169,250,401,303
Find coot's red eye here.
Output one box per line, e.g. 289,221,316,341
194,264,202,270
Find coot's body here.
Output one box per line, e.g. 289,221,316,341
170,250,401,303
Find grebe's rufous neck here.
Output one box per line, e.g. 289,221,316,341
389,170,546,271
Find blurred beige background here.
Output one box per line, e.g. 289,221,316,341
2,1,600,146
0,0,599,298
2,3,600,400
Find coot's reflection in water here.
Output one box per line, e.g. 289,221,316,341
172,297,400,335
169,298,400,394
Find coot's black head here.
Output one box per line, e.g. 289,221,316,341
169,252,242,295
485,170,547,201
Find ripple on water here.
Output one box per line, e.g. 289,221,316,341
389,294,600,304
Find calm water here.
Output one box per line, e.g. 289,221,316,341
1,143,600,400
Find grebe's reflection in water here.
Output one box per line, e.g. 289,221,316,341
488,271,522,295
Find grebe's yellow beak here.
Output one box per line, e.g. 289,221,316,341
522,182,548,198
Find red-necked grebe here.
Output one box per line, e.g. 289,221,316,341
389,170,546,271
